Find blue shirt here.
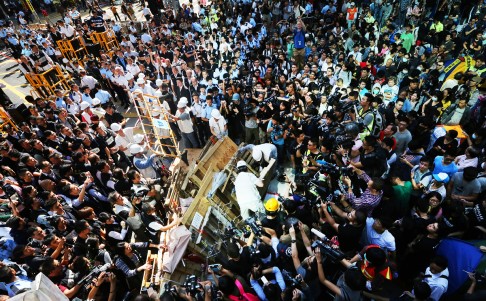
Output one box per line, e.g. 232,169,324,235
433,156,458,178
202,103,217,119
95,89,112,104
293,29,305,49
55,97,67,109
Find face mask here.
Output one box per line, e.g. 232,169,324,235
472,133,477,139
432,97,438,101
403,58,408,62
417,66,423,71
373,89,380,95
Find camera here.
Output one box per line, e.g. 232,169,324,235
310,229,345,263
245,217,262,237
183,275,204,300
78,263,111,286
281,269,302,289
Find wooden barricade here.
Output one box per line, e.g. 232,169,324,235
56,37,88,63
90,30,119,53
24,65,71,97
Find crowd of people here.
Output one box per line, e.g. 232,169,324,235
0,0,486,300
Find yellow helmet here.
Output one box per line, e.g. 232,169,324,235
264,198,280,212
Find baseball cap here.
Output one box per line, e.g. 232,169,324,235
432,173,449,184
110,123,122,132
129,144,144,154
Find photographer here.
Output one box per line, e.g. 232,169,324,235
315,247,366,301
114,241,166,292
320,202,367,255
340,166,384,217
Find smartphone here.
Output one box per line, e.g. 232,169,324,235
209,264,221,273
261,276,268,285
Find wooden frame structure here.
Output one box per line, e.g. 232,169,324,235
24,65,71,97
56,37,88,63
89,29,119,57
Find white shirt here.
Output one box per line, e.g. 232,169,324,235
81,75,98,90
234,172,264,219
111,74,129,89
365,217,396,252
422,267,449,301
253,143,277,163
175,108,194,133
115,127,136,156
209,117,227,136
59,24,76,38
126,64,141,77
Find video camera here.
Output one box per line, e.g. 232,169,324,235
245,217,262,237
78,263,111,286
183,275,204,301
319,161,353,177
310,229,345,263
281,269,303,289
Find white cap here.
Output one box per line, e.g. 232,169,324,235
137,78,145,85
433,173,450,184
211,109,221,119
125,73,134,81
80,101,90,110
154,90,162,97
62,58,69,63
110,123,122,132
129,144,144,154
133,134,145,144
179,97,188,105
252,148,263,161
177,102,186,108
92,98,101,106
138,73,145,79
351,2,355,5
155,79,163,86
236,160,247,168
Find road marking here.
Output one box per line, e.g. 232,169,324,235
0,79,27,99
0,70,20,76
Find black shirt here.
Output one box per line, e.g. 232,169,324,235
338,223,364,253
223,246,252,278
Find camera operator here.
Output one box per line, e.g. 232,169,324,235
315,247,366,301
349,135,388,179
298,138,323,177
340,165,384,217
127,170,163,203
140,204,180,242
319,202,367,255
114,241,166,291
249,263,286,301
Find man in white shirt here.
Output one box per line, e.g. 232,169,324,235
209,109,228,139
125,57,140,77
234,160,264,219
112,123,136,157
418,256,449,301
80,69,98,91
364,217,396,255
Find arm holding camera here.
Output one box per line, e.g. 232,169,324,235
298,221,313,256
315,248,341,296
289,225,302,272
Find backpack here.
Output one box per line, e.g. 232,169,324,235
228,279,260,301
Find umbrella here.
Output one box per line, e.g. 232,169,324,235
207,171,228,198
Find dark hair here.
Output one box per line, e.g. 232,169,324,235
344,267,366,291
431,255,448,270
74,219,89,234
371,177,384,191
218,275,237,295
413,281,432,300
354,210,367,226
382,137,394,148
